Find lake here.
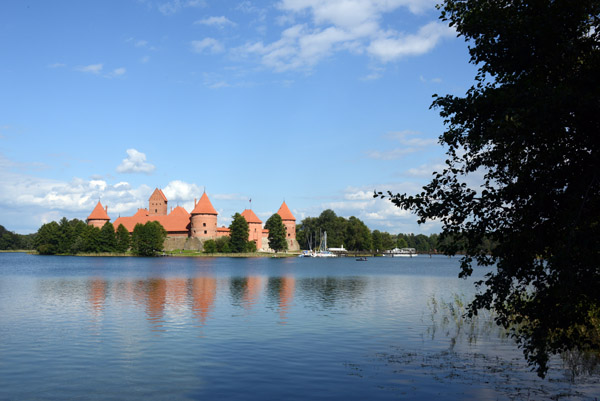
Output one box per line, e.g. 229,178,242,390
0,253,598,400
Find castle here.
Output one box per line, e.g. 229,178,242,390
86,188,299,252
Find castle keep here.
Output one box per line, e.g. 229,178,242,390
86,188,299,252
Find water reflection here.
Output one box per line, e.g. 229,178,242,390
266,276,295,323
191,277,216,324
88,278,106,316
38,274,371,327
297,277,367,309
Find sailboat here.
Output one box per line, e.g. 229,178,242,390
313,231,336,258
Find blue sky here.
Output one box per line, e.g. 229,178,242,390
0,0,476,234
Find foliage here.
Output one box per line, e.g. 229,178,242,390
0,224,35,250
215,236,231,253
203,239,217,253
99,222,117,253
228,213,249,253
377,0,600,377
35,221,61,255
115,224,131,253
131,221,167,256
396,237,408,249
245,240,257,253
344,216,372,251
265,213,288,253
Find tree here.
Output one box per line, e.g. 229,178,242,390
131,221,167,256
34,221,61,255
215,236,230,253
371,230,383,251
265,213,288,253
0,224,29,250
245,240,257,253
396,237,408,249
344,216,372,251
203,239,217,253
228,213,249,253
378,0,600,377
80,225,101,253
115,224,131,253
99,222,117,253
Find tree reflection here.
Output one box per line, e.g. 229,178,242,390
266,276,295,322
297,277,367,309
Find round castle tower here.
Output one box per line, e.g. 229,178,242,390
87,201,110,228
190,192,218,238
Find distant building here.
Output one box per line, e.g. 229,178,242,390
87,188,299,251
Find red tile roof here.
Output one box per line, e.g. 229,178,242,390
87,201,110,221
113,206,190,233
241,209,262,224
217,226,230,233
191,192,218,215
277,201,295,221
151,188,168,202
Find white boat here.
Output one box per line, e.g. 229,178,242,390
384,247,417,257
313,231,337,258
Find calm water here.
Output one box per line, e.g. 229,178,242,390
0,253,598,400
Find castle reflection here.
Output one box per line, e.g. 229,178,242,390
60,274,366,327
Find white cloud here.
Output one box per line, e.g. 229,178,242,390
239,0,451,71
406,162,445,178
163,180,202,202
158,0,206,15
195,16,236,28
76,64,103,74
367,21,455,62
368,130,438,160
48,62,66,68
112,67,126,76
116,149,156,174
191,38,225,54
0,155,156,232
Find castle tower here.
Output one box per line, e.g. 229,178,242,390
190,192,218,238
241,209,263,249
148,188,168,216
277,201,297,249
87,201,110,228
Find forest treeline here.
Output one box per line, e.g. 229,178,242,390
0,224,35,250
1,209,488,255
31,218,165,256
297,209,495,253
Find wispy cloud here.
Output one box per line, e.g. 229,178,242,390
112,67,126,77
48,62,66,68
116,149,155,174
367,22,455,63
191,38,225,54
158,0,206,15
194,16,236,28
238,0,450,72
76,63,103,74
368,130,438,160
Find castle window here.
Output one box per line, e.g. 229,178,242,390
288,233,291,237
203,223,206,227
204,230,207,234
155,209,157,213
